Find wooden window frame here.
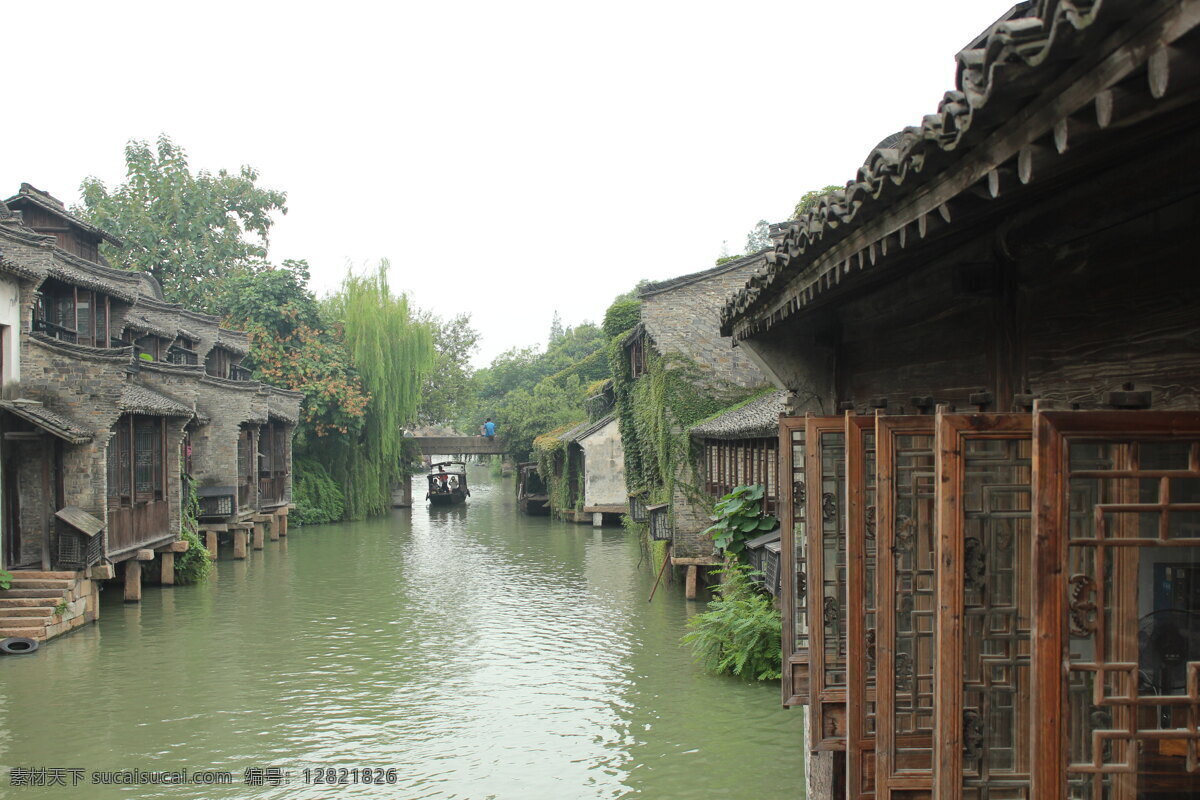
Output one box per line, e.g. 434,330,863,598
107,414,167,508
933,412,1033,800
875,415,937,800
1031,410,1200,799
847,413,878,798
780,415,810,707
807,415,849,749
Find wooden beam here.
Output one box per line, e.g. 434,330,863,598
124,559,142,602
135,549,155,561
156,539,189,553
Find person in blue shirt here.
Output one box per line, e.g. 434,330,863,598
484,418,495,439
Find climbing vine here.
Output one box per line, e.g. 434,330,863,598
534,422,582,517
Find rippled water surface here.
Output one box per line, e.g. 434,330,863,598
0,470,804,799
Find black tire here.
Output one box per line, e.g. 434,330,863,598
0,636,39,655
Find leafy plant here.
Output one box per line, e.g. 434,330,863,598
682,563,782,680
705,484,778,563
291,457,345,526
53,600,69,617
0,569,10,591
174,481,213,585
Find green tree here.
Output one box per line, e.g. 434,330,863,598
418,311,479,427
745,219,772,253
77,134,287,312
792,184,843,219
316,261,436,519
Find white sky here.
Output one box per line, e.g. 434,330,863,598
1,0,1017,367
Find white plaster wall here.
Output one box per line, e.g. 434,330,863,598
0,275,20,386
580,419,626,508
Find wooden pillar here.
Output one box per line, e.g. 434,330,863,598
278,506,288,537
232,527,248,559
205,530,218,558
160,552,175,585
685,565,698,600
254,513,271,551
269,511,280,540
124,559,142,602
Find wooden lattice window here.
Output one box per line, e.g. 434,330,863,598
1033,411,1200,800
875,416,937,800
702,437,778,513
934,414,1032,800
808,415,848,748
107,415,164,507
780,416,809,706
847,414,878,798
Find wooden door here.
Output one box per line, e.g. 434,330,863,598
808,415,849,748
933,413,1033,800
875,416,937,800
847,413,878,798
779,415,811,707
1032,411,1200,800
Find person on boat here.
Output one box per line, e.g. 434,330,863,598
435,465,449,493
484,418,495,439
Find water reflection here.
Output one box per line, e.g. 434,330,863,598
0,468,802,799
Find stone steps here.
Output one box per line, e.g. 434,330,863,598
0,589,64,599
0,603,56,616
6,578,72,590
0,596,61,608
1,570,83,641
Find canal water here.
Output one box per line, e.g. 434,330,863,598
0,469,804,799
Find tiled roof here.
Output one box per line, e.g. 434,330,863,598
0,400,93,444
722,0,1143,336
124,315,176,340
569,414,616,443
641,250,768,298
690,390,789,440
119,383,194,417
5,184,123,247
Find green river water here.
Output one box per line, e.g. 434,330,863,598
0,469,804,799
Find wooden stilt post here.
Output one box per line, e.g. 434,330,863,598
592,512,603,528
278,506,288,537
269,510,280,540
205,530,218,558
124,559,142,602
232,526,248,559
252,516,267,550
160,552,175,585
685,565,698,600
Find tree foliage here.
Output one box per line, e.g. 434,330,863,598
603,298,640,338
682,563,783,681
792,184,844,219
418,312,479,426
316,262,436,519
78,134,287,312
745,219,772,254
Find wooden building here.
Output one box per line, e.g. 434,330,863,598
0,185,301,641
720,3,1200,798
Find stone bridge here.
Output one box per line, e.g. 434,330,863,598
411,436,509,456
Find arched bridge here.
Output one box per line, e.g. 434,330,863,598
411,436,509,456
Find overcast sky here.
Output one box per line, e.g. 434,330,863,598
2,0,1018,367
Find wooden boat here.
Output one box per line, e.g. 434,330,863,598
426,461,469,505
516,462,550,515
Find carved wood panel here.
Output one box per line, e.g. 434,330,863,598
780,416,810,707
876,416,937,800
848,414,878,798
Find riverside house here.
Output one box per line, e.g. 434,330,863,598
0,184,301,642
720,3,1200,798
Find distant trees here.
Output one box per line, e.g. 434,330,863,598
417,312,479,427
78,134,287,312
792,184,843,219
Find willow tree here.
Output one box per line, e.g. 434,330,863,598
321,261,435,518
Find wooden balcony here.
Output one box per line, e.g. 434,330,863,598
259,475,286,507
106,500,170,557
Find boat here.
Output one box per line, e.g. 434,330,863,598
516,462,550,515
426,461,469,505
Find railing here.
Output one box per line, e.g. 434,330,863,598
33,317,78,344
166,345,199,366
106,500,171,555
259,475,286,506
230,364,253,381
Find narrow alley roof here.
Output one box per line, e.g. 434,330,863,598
690,390,789,440
0,400,94,444
5,183,123,247
119,384,194,417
